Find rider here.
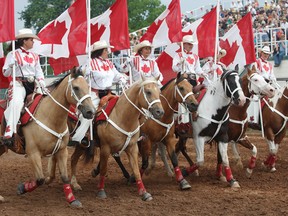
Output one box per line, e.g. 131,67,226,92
172,35,205,93
248,45,277,129
121,40,163,85
1,28,46,145
201,49,227,86
172,35,205,129
256,46,277,85
71,40,127,146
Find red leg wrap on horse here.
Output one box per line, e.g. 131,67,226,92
186,164,198,175
264,154,272,166
136,180,146,195
98,176,105,190
269,155,276,167
224,167,233,182
174,167,184,182
24,180,38,193
248,156,257,169
63,184,76,203
216,164,223,178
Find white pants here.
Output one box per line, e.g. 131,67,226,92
178,103,190,124
72,91,100,142
4,81,26,138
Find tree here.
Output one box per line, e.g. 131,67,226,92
20,0,166,33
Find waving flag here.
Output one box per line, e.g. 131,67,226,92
157,7,217,84
49,0,130,75
0,0,15,42
0,43,10,89
33,0,87,59
140,0,182,47
220,13,256,69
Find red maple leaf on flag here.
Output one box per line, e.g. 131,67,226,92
141,64,150,73
91,23,107,44
38,20,67,44
101,64,110,71
219,39,239,66
23,55,34,63
186,56,194,64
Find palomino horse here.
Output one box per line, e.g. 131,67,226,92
227,65,275,178
180,69,246,188
251,83,288,172
0,67,95,207
68,76,164,201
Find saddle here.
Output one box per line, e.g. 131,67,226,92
0,93,44,154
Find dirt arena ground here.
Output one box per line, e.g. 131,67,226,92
1,132,288,216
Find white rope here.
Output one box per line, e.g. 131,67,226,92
24,107,69,156
229,117,248,142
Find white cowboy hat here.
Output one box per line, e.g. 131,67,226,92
91,40,114,52
15,28,40,40
260,46,271,54
134,40,153,53
218,49,227,58
182,35,198,45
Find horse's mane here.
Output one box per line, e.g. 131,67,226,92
47,73,70,89
161,78,175,91
160,75,186,91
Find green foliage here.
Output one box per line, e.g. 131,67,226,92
19,0,166,33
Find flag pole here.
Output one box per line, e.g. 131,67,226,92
214,0,220,65
12,40,16,133
86,0,93,142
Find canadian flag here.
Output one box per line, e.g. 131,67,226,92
157,7,217,84
140,0,182,47
0,43,11,89
0,0,15,42
220,12,256,69
32,0,87,59
49,0,130,75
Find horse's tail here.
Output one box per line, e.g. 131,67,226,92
82,139,96,164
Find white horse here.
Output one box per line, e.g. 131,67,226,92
188,70,246,188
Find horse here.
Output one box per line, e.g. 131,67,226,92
89,73,198,190
129,72,198,190
178,69,246,188
250,83,288,172
227,65,275,178
67,76,164,201
0,67,95,207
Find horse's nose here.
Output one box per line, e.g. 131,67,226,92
153,108,164,120
188,103,198,112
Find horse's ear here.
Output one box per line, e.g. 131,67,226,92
234,64,239,72
141,73,146,81
177,72,181,80
251,64,257,72
156,75,160,81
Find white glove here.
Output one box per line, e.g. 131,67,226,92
180,57,186,64
38,79,46,88
8,57,17,68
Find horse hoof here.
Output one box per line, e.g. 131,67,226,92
71,184,82,191
0,195,5,203
270,167,277,173
45,177,54,185
218,175,227,182
246,168,253,178
193,169,199,177
142,192,153,201
97,189,107,199
70,199,83,208
17,183,26,195
179,179,191,190
229,180,240,188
